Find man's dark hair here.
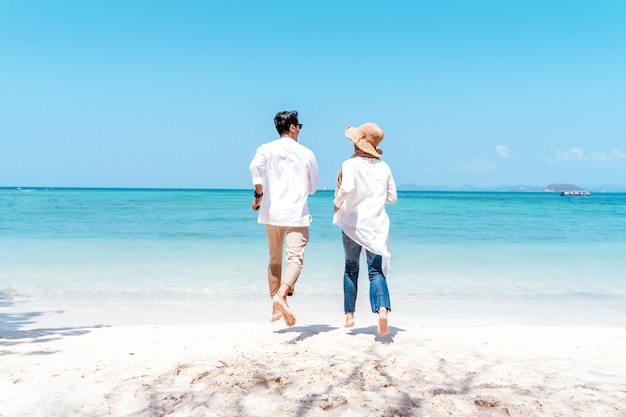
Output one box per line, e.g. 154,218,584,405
274,110,299,135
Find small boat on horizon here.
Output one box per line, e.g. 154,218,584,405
560,190,590,196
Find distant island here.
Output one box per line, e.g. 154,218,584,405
542,183,586,193
397,183,544,192
398,183,625,192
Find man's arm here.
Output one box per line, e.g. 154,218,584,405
308,154,319,195
249,145,266,211
252,183,263,211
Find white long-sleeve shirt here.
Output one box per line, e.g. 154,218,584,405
332,157,397,276
249,137,318,226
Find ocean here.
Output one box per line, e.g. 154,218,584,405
1,188,625,326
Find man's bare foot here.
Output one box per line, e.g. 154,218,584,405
377,307,389,336
272,295,296,327
344,313,355,328
270,309,283,322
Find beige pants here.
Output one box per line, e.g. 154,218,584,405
265,225,309,297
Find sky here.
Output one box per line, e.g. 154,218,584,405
1,0,625,190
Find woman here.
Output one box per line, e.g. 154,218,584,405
333,122,397,336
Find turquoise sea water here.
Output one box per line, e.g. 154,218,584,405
1,188,626,325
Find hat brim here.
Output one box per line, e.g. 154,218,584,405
345,125,358,141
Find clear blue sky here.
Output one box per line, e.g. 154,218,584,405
1,0,625,190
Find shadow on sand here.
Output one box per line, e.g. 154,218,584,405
347,324,406,343
274,323,339,344
0,291,108,354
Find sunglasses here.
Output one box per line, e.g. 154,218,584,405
295,123,303,129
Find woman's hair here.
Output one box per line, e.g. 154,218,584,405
274,110,299,135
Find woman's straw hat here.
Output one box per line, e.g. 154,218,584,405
345,122,384,158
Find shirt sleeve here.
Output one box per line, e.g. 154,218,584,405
386,168,398,204
333,160,354,208
308,152,319,195
248,145,267,185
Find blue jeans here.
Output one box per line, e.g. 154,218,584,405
342,231,391,314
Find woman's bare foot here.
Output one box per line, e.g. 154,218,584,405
344,313,355,328
272,294,296,327
377,307,389,336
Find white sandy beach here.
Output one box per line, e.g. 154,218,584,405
2,295,626,417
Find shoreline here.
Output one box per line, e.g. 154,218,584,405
2,294,626,416
2,290,625,329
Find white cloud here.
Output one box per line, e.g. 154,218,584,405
547,147,626,164
495,145,512,159
587,149,626,162
452,156,496,173
612,149,626,159
555,147,585,162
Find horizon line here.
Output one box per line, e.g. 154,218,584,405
2,185,625,193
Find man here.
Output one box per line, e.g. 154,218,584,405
249,110,318,327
